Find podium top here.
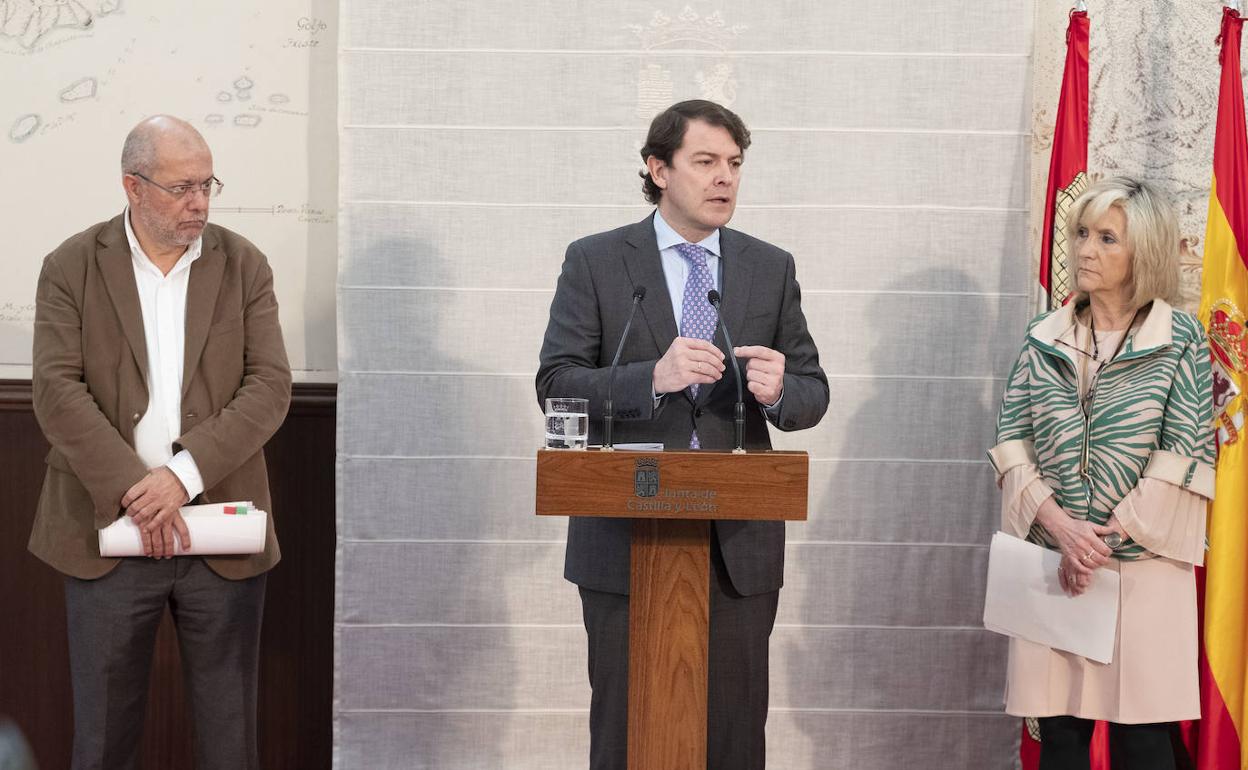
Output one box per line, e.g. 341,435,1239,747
535,448,808,522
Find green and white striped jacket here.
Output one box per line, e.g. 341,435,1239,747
989,299,1215,560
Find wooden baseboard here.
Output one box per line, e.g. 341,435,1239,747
0,380,336,770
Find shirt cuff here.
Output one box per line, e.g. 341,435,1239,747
1112,477,1208,565
999,465,1053,539
1141,450,1216,499
762,390,783,412
166,450,204,501
987,439,1038,481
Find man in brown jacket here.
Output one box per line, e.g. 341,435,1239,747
30,115,291,769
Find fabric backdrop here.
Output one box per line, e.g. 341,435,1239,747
336,1,1031,767
1029,0,1223,312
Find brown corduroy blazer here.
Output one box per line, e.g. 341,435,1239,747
29,213,292,580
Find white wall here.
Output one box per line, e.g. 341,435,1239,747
0,0,338,381
336,2,1032,767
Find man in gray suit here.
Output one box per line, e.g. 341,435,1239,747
536,100,828,770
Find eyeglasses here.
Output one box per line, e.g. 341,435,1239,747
1048,341,1108,411
1055,340,1107,420
129,171,223,199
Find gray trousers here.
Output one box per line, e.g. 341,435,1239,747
578,534,780,770
63,557,266,770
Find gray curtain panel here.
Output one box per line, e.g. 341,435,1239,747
336,1,1031,767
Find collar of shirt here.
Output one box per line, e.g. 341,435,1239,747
652,209,721,257
124,207,203,279
653,209,721,328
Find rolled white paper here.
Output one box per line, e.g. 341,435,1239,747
98,501,267,557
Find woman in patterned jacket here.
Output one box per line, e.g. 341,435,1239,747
989,176,1214,769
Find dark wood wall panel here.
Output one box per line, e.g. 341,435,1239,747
0,380,335,770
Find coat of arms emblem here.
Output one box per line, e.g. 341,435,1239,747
634,457,659,497
1209,298,1247,446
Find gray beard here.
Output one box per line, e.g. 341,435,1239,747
134,207,196,248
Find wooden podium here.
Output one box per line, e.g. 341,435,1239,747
535,448,808,770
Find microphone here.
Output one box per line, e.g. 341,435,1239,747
603,285,646,451
707,289,746,454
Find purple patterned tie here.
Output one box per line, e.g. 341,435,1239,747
675,242,716,449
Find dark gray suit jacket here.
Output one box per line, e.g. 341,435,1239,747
536,214,829,596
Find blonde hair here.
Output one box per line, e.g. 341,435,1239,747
1066,175,1180,309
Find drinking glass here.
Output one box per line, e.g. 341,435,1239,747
544,398,588,449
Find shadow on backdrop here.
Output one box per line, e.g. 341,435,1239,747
779,267,1012,767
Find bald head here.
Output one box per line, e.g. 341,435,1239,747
120,115,210,176
121,115,215,256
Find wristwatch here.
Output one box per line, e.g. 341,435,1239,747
1102,532,1124,549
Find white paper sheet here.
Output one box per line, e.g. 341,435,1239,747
982,531,1120,664
98,501,267,557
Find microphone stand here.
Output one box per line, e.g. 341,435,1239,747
603,286,646,450
708,290,746,454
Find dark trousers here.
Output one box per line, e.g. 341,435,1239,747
1038,716,1189,770
63,557,267,770
578,536,780,770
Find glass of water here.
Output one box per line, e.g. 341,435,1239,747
545,398,589,449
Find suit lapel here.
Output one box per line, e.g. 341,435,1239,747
622,215,678,356
698,227,754,406
621,216,754,407
181,228,226,398
96,215,150,386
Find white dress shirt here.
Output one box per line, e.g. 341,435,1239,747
124,209,205,499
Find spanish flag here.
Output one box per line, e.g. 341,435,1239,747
1197,7,1248,770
